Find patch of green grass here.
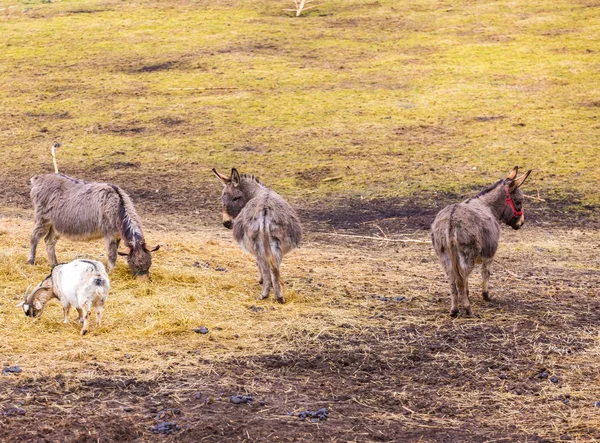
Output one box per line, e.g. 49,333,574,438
0,0,598,207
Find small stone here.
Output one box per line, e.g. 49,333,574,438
3,407,26,417
2,366,22,375
193,327,209,334
594,401,600,407
550,376,559,384
215,267,227,272
230,395,253,404
151,422,178,434
538,372,548,379
498,373,508,379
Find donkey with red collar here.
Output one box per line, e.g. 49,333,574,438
431,166,532,317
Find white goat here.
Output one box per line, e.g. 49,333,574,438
19,259,110,335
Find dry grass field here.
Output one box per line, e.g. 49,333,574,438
1,0,599,441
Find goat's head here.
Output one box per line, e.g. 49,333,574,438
119,244,160,279
17,282,53,317
501,166,532,230
212,168,254,229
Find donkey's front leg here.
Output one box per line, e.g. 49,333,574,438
105,237,120,272
481,262,492,301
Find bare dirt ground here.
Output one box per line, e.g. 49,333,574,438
1,177,599,442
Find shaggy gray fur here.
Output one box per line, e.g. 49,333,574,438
431,167,532,317
28,173,158,277
213,168,302,303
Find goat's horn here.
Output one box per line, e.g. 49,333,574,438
28,285,50,300
23,284,32,297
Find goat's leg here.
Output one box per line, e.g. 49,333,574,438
481,262,492,301
80,305,90,335
44,227,60,267
105,237,120,272
62,305,70,323
28,221,50,265
76,308,84,323
95,305,104,327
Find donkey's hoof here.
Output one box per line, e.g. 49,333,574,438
482,291,490,301
449,308,459,317
26,259,35,265
463,307,473,317
276,297,286,304
80,329,88,336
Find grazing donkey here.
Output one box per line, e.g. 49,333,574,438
18,259,110,335
28,173,159,278
213,168,302,303
431,166,532,317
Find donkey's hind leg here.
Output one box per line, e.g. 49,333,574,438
256,258,264,285
44,226,60,267
457,261,474,316
269,250,284,304
449,280,459,317
28,220,50,265
481,261,492,301
256,255,272,300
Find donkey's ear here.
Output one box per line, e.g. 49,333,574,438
511,169,532,189
231,168,241,187
212,168,229,183
506,166,519,180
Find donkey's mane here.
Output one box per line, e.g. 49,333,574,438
58,173,88,185
240,174,262,185
110,184,145,249
473,179,504,198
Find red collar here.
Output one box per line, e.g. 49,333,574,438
503,186,523,218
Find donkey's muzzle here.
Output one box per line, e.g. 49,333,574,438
223,220,233,229
510,214,525,230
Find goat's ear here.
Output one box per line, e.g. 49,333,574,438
511,169,532,189
231,168,241,187
212,168,229,183
16,301,25,308
149,245,160,253
506,166,519,180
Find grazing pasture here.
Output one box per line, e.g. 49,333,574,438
0,0,599,441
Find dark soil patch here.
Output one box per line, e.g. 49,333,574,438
300,193,600,235
2,293,598,441
1,166,598,234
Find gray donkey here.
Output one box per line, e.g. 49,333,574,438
28,173,159,278
431,166,532,317
213,168,302,303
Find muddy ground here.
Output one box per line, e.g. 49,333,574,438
1,172,600,442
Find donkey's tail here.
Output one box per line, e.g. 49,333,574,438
447,221,465,291
260,210,282,290
111,185,144,249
